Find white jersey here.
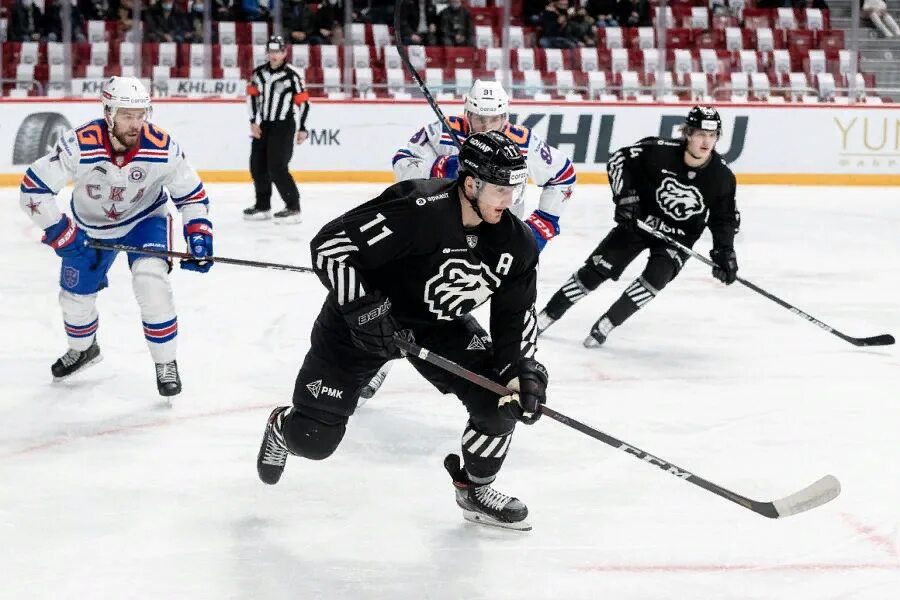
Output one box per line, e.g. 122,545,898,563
20,119,209,240
392,115,576,222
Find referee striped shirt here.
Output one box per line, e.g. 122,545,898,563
247,63,310,131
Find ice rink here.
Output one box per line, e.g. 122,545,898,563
2,182,898,600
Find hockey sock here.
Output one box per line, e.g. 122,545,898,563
606,276,658,326
460,422,513,485
544,268,605,319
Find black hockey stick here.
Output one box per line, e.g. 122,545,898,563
394,0,465,151
394,336,841,519
635,220,895,347
87,241,316,274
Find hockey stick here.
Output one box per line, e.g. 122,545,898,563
635,220,895,347
394,336,841,519
86,241,316,274
394,0,465,151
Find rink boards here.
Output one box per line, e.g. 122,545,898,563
0,99,897,186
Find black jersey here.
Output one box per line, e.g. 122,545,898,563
606,137,738,248
310,178,539,378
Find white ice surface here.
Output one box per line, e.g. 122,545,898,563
1,184,899,600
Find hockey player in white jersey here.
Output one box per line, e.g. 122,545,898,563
392,79,576,252
359,81,577,403
19,76,213,398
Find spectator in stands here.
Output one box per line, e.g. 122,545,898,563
524,0,546,26
284,0,310,44
862,0,900,37
617,0,650,27
119,0,144,42
395,0,438,45
9,0,43,42
586,0,619,27
44,0,88,42
78,0,112,21
186,0,206,42
439,0,472,47
360,0,393,25
565,4,596,47
540,0,577,49
307,0,343,45
241,0,271,21
145,0,191,43
213,0,237,21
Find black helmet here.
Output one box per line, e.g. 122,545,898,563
685,105,722,136
457,131,528,187
266,35,286,52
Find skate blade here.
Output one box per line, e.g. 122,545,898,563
243,212,272,221
583,336,602,348
273,215,302,225
52,354,104,382
461,509,532,532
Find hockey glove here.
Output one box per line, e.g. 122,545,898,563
339,292,414,359
498,358,549,425
525,210,560,252
42,215,92,260
710,247,738,285
430,155,460,179
613,190,642,232
180,218,213,273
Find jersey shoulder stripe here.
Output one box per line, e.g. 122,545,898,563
502,123,532,153
547,159,577,186
74,119,107,150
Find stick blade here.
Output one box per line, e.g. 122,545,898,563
770,475,841,518
857,334,895,347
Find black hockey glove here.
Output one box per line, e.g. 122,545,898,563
614,190,642,232
710,247,738,285
498,358,548,425
338,292,414,359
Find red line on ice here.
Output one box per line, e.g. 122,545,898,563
2,403,272,459
840,512,899,558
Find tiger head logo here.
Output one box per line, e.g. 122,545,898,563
424,259,500,320
655,177,705,221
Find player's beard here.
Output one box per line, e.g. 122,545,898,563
112,124,140,149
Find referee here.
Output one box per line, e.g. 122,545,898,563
243,35,310,224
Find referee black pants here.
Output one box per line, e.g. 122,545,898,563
250,119,300,211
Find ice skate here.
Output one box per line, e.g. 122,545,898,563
155,360,182,397
257,407,291,485
583,316,615,348
273,208,302,224
536,309,558,336
243,206,271,221
51,340,103,381
444,454,530,531
358,362,394,407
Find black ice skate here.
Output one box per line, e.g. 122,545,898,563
536,309,558,336
273,208,302,225
584,316,615,348
243,206,272,220
444,453,531,531
51,340,103,381
257,407,291,485
358,362,394,406
155,360,182,397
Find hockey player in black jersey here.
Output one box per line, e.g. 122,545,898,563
537,106,740,346
256,131,548,531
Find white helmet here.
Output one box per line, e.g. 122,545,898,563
464,80,509,117
102,76,152,123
